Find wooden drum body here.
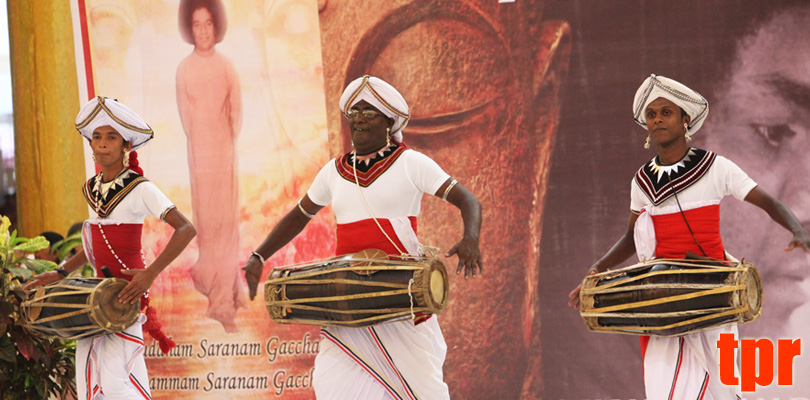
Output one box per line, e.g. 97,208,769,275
265,251,449,327
579,258,762,337
22,277,140,340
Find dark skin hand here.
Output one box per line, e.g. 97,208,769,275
23,209,195,304
116,208,196,304
242,195,323,300
243,177,484,300
743,186,810,253
24,250,90,290
436,178,483,279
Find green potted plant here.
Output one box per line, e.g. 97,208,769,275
0,215,76,400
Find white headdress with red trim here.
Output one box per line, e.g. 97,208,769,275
75,97,154,150
339,76,410,143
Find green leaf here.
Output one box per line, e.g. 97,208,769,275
20,258,58,274
7,267,32,280
81,264,96,277
55,238,83,261
51,232,82,251
13,236,50,253
0,341,15,363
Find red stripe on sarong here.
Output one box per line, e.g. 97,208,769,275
130,374,151,400
320,332,404,399
668,338,685,400
698,373,709,400
115,332,144,347
368,327,416,400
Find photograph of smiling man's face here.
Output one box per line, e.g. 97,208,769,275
701,5,810,398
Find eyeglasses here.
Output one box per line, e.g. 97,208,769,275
344,109,383,120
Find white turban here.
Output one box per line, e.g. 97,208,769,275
339,76,410,143
632,74,709,135
75,97,154,150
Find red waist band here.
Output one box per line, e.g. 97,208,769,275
335,217,417,256
652,204,724,259
89,223,145,280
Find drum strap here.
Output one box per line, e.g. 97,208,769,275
351,154,408,256
666,173,708,258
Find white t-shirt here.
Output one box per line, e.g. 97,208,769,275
307,149,450,224
89,181,175,224
631,154,757,213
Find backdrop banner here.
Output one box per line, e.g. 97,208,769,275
70,0,810,398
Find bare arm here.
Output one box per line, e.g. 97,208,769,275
242,195,325,300
436,178,482,278
568,212,638,309
118,208,197,303
744,186,810,252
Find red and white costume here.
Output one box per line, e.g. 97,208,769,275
631,148,756,400
74,97,176,400
306,143,451,400
76,169,176,400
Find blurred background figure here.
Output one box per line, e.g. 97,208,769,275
34,231,63,263
176,0,246,332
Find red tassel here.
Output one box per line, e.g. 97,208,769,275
128,151,144,176
140,297,175,354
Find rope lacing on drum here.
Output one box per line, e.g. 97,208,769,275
407,278,416,321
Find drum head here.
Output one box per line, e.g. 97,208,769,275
430,268,446,306
424,258,449,312
88,278,140,332
740,264,763,323
25,287,48,321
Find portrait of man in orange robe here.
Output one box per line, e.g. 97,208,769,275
176,0,247,332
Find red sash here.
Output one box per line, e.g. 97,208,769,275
335,217,417,256
652,204,725,260
89,223,176,353
90,224,145,279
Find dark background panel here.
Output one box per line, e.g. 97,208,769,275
537,1,804,398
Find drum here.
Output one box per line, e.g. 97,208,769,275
22,277,140,340
579,258,762,337
264,250,449,327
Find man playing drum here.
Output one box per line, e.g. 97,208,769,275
243,75,482,399
568,75,810,399
26,97,196,400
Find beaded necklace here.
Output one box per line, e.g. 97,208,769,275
93,168,147,281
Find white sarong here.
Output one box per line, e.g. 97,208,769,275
76,315,151,400
644,325,742,400
314,317,449,400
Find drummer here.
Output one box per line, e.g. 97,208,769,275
243,75,482,399
568,75,810,399
25,97,196,399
